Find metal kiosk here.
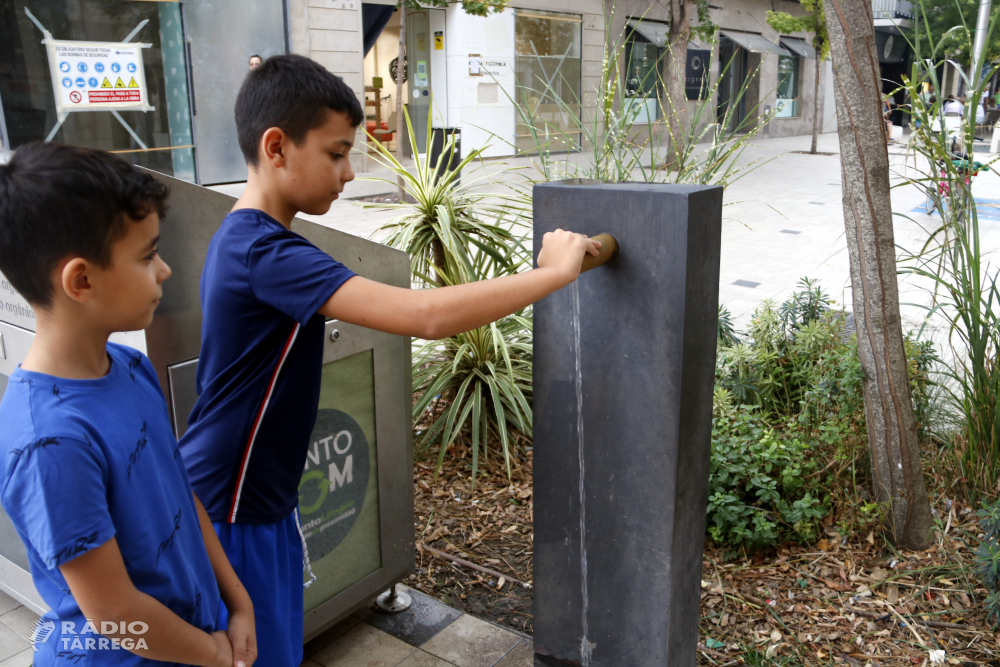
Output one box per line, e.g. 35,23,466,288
0,171,414,640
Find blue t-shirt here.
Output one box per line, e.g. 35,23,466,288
0,344,220,666
179,209,356,524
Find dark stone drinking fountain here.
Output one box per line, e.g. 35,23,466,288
532,181,723,666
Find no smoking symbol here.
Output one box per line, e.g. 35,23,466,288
69,91,82,103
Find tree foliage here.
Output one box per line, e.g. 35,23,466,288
692,0,717,43
766,0,830,60
396,0,508,16
908,0,1000,67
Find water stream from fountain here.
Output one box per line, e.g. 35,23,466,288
571,281,592,666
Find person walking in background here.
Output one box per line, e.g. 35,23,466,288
248,55,262,70
943,95,964,117
884,93,896,144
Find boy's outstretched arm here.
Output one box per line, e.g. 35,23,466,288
194,492,257,667
60,538,235,667
321,229,599,339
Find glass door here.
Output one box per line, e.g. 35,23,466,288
184,0,287,184
0,0,195,180
406,9,432,154
717,37,747,133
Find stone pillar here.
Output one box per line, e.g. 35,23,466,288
286,0,368,173
532,181,723,667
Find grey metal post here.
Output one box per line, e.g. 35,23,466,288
532,181,723,667
973,0,993,79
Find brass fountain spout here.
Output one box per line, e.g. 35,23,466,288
580,233,620,273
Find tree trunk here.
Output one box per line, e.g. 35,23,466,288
824,0,933,549
664,0,690,167
396,4,407,202
811,55,821,154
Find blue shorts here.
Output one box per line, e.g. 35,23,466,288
214,511,304,667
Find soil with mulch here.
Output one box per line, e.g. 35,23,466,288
410,445,1000,663
407,443,536,636
695,504,1000,666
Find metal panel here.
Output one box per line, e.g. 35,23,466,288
183,0,287,184
141,170,413,641
719,29,783,55
626,19,668,48
0,554,45,615
780,37,816,59
167,358,199,438
0,324,42,607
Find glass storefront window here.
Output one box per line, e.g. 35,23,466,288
515,9,582,154
776,54,800,118
0,1,195,181
623,38,661,123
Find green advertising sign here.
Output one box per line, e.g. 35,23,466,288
300,350,382,612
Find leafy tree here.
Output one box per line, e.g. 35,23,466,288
824,0,934,550
908,0,1000,67
663,0,716,166
767,0,829,154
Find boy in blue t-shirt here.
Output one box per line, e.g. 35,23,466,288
179,54,599,667
0,143,256,667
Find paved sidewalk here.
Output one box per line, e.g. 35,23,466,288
0,585,532,667
303,586,531,667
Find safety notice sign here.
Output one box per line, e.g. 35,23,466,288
46,39,153,119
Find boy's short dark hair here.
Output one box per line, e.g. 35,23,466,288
0,142,168,308
235,54,365,168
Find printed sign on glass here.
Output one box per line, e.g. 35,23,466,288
45,39,154,120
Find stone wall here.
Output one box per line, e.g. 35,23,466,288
288,0,369,173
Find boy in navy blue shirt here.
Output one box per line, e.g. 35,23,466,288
179,54,599,667
0,143,256,667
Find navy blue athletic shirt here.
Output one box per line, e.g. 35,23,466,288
179,209,356,524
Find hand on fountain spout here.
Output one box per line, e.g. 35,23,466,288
318,230,600,340
537,229,602,283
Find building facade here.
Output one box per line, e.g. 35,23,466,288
0,0,846,187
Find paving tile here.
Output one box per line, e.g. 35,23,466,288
364,586,462,647
303,616,361,657
420,615,521,667
300,660,325,667
0,649,33,667
0,607,37,642
0,595,19,618
0,623,28,663
396,649,458,666
493,639,534,667
311,622,415,667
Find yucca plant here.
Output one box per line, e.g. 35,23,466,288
367,108,534,482
365,105,529,285
411,244,533,485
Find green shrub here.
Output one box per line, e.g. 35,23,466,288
975,500,1000,626
707,411,827,549
708,278,940,549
